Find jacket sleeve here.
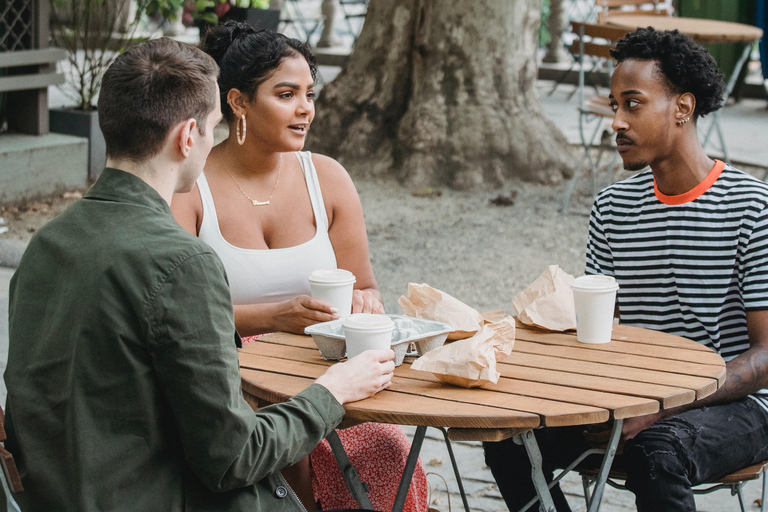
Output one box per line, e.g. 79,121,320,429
146,252,345,492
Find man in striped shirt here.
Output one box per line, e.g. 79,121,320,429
485,28,768,512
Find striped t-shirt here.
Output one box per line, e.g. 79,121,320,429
586,161,768,410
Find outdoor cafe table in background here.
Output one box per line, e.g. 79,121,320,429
238,320,725,512
604,15,764,163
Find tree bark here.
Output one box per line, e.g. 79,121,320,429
307,0,574,188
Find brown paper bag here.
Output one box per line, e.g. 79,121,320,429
398,283,485,340
513,265,576,331
410,316,516,388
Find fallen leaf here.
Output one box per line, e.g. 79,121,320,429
426,457,443,467
63,191,83,199
490,190,517,206
412,187,442,198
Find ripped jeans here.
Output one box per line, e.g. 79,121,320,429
483,397,768,512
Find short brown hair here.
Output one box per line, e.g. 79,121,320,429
98,38,219,162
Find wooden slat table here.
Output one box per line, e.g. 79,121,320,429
239,320,725,512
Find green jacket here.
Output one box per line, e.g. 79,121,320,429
5,168,344,511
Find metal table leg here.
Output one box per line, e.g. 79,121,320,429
518,430,558,512
434,427,471,512
391,425,426,512
326,430,374,510
515,420,624,512
586,418,622,512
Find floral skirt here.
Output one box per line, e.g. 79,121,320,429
310,423,428,512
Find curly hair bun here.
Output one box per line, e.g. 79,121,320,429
199,20,256,67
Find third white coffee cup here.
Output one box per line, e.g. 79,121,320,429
343,314,394,358
571,275,619,344
308,269,356,317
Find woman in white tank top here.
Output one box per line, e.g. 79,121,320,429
172,22,428,512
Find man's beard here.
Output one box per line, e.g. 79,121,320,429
623,159,649,171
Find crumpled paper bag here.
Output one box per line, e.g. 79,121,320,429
513,265,576,331
398,283,485,340
410,316,515,388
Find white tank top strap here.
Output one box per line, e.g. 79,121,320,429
196,172,219,237
295,151,329,232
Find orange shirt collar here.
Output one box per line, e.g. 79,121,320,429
654,160,725,205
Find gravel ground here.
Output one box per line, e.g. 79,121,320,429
359,176,592,315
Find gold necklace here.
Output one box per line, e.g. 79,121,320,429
219,145,282,206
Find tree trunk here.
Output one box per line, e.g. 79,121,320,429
307,0,574,188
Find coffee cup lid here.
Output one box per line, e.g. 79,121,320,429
571,274,619,292
309,268,356,284
343,313,394,330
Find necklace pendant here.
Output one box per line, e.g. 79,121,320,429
252,199,270,206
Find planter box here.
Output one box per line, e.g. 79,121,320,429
222,7,280,31
200,8,281,35
49,107,106,181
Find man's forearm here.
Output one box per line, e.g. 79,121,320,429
661,346,768,419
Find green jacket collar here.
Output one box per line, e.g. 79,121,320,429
85,167,172,215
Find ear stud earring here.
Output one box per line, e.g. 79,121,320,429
676,116,691,126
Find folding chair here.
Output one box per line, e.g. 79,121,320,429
279,0,322,44
547,0,670,98
595,0,672,25
337,0,368,46
0,406,22,495
560,22,630,213
581,459,768,512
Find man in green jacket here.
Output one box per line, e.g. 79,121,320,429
4,38,395,512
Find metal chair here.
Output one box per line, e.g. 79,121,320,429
560,22,630,213
279,0,322,44
581,460,768,512
0,406,22,495
337,0,368,45
595,0,672,24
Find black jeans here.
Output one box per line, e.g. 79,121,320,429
483,397,768,512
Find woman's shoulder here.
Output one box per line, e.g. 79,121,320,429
307,153,347,177
307,153,356,191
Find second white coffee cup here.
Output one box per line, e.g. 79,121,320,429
571,275,619,344
343,314,394,358
309,269,356,317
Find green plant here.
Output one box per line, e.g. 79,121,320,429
231,0,269,9
51,0,151,110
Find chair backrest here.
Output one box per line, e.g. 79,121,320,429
596,0,671,24
0,406,23,493
571,21,631,60
570,22,631,108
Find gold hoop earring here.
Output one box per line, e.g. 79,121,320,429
236,115,247,145
676,116,690,126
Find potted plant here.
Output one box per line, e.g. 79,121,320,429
49,0,151,180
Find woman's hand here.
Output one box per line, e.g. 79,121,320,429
274,295,339,334
351,289,385,314
316,349,395,404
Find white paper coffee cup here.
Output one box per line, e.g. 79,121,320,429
309,269,356,317
571,275,619,344
343,314,394,358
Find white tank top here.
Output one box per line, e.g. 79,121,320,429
197,151,338,305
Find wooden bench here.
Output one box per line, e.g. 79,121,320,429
0,48,66,135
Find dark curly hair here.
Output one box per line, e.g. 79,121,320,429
200,21,317,122
610,27,725,119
